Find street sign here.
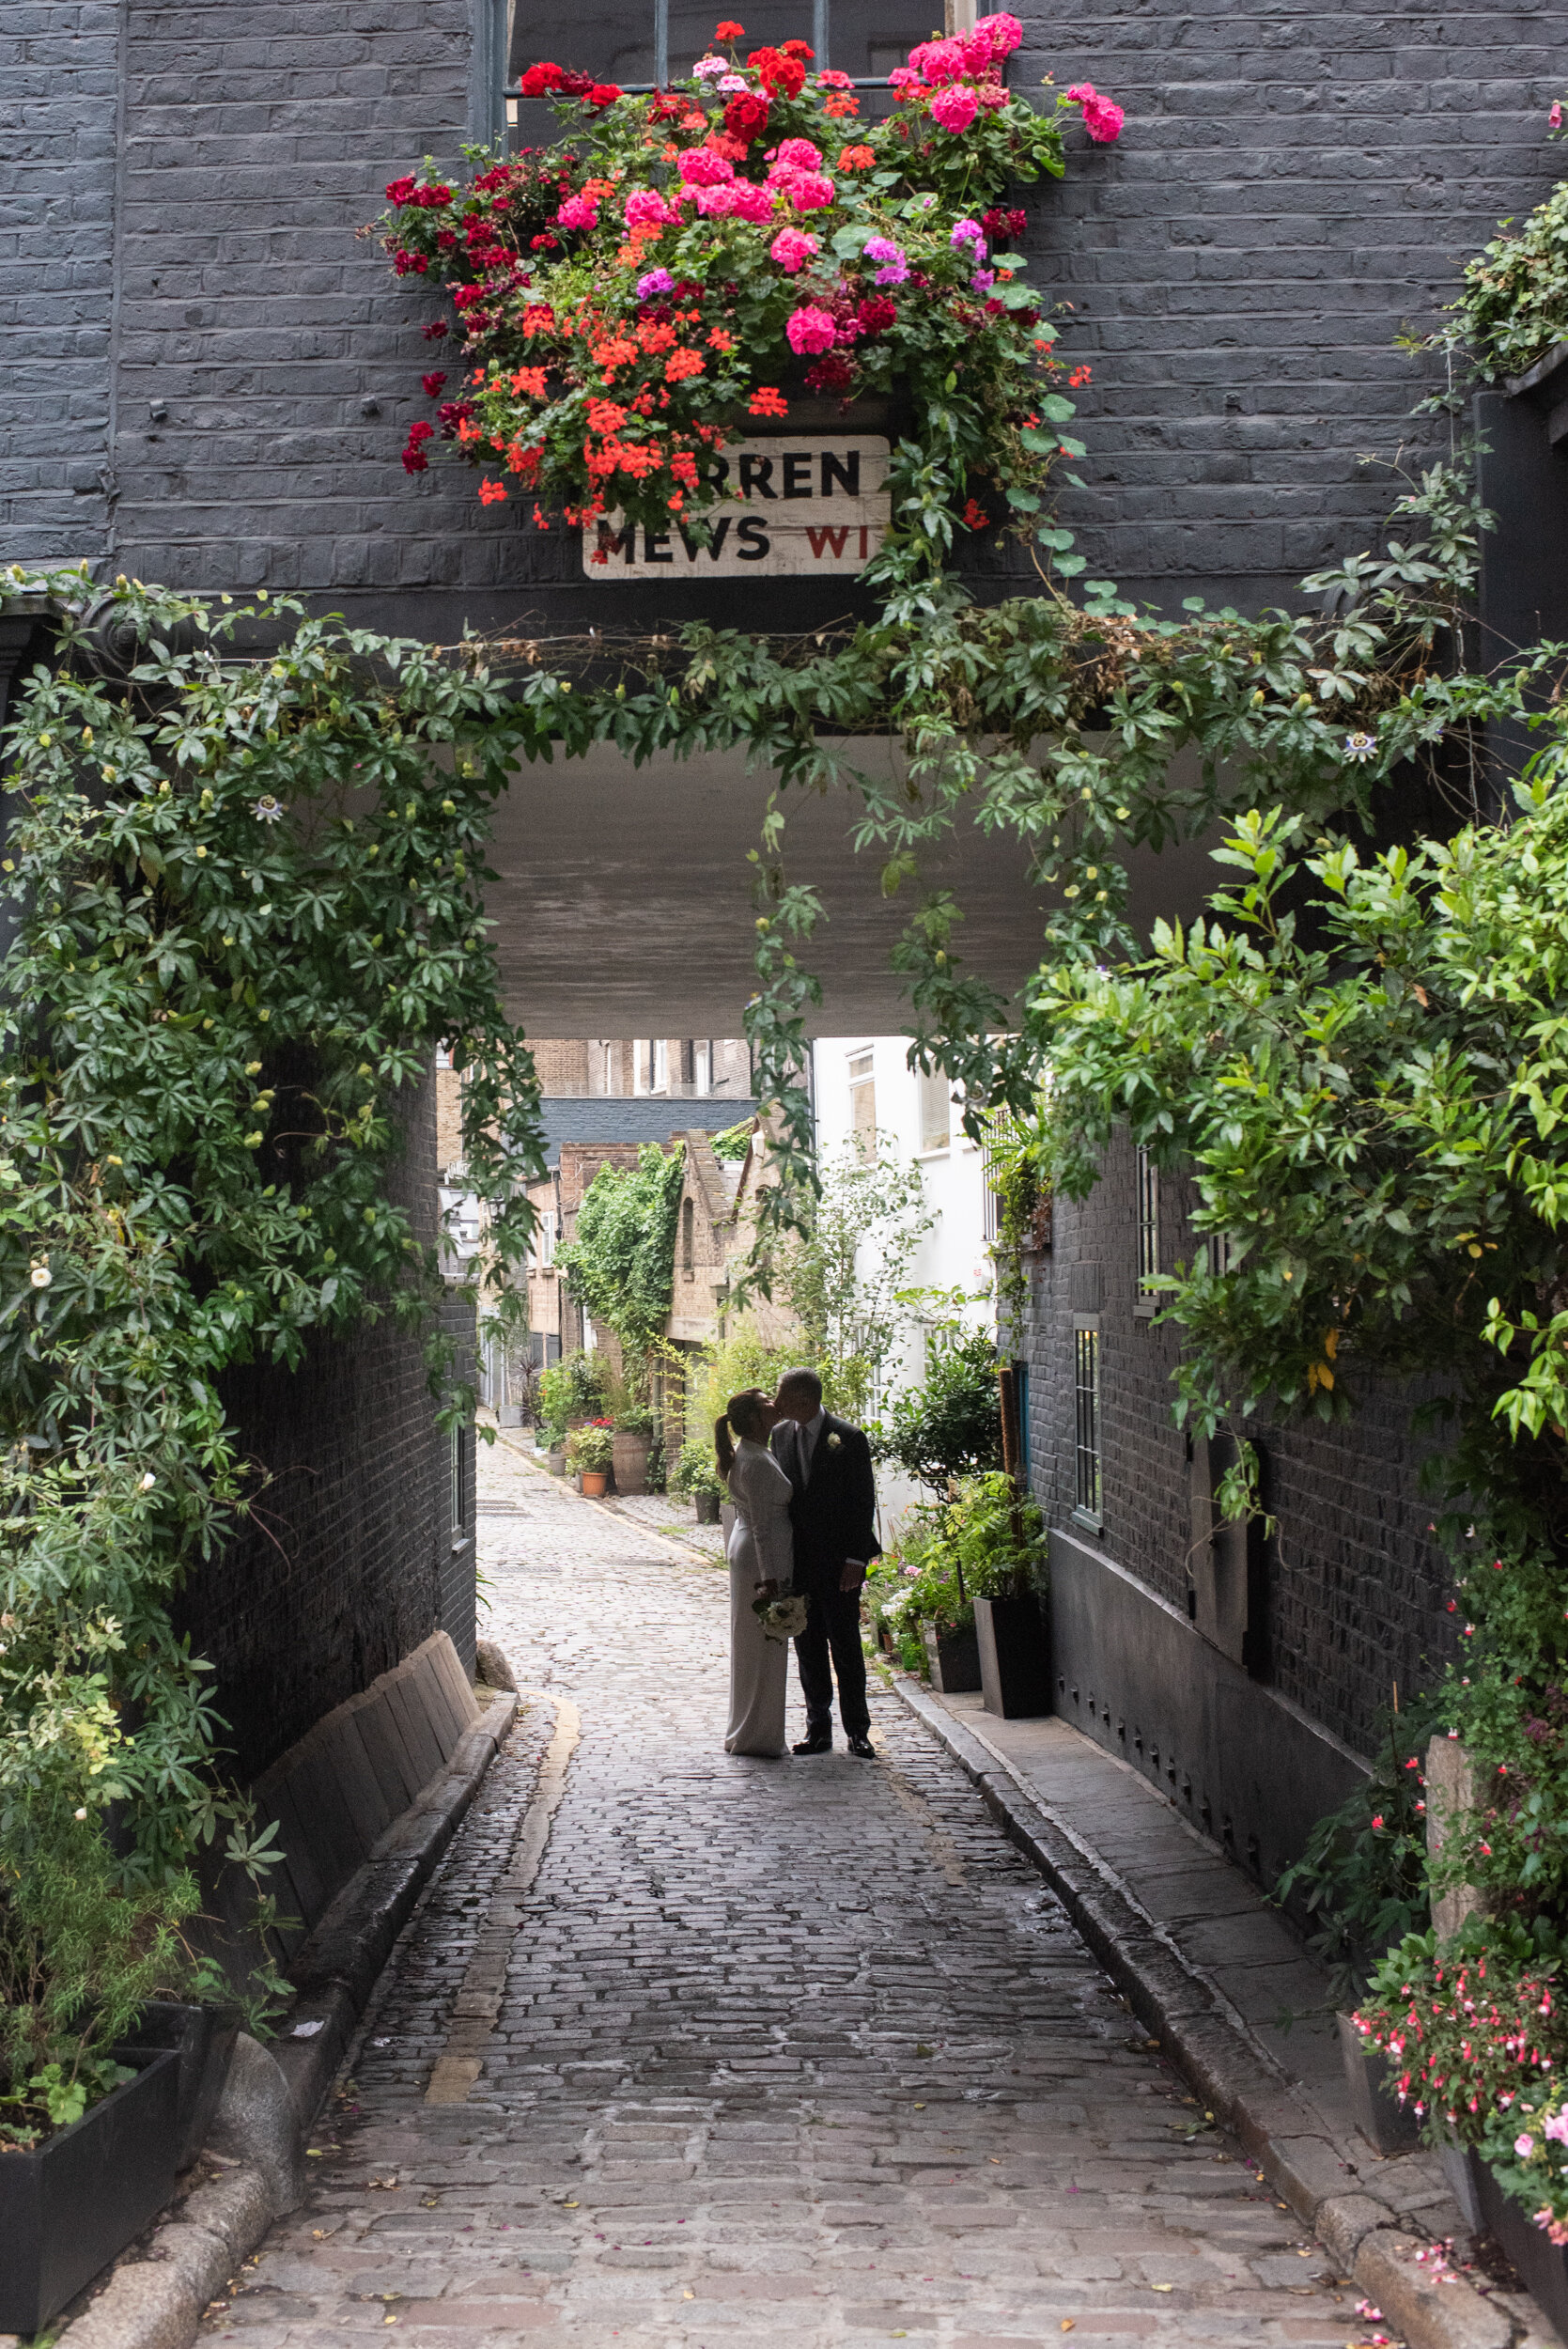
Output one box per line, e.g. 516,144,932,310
582,435,890,579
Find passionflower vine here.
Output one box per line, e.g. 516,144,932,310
1343,731,1377,763
253,794,285,822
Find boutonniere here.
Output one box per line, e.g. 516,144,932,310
827,1432,843,1451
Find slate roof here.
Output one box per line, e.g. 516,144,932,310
537,1096,757,1171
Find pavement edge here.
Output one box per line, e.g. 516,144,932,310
52,1690,521,2349
890,1672,1526,2349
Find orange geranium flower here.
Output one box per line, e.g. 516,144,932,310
824,94,859,117
521,305,556,337
664,349,706,381
477,479,507,504
587,397,629,431
706,326,737,351
748,385,787,418
509,366,549,394
638,319,678,353
837,144,876,169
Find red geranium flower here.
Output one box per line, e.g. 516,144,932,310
518,61,565,95
780,38,815,58
961,497,990,530
421,371,448,397
723,91,770,141
715,19,745,37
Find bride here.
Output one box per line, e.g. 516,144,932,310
716,1388,794,1757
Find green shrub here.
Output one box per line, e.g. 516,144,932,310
872,1330,1003,1496
670,1436,723,1499
866,1471,1044,1642
565,1423,613,1473
1273,1707,1435,2007
537,1354,608,1439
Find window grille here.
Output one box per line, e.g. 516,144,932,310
505,0,942,104
848,1048,876,1161
1135,1143,1160,1313
1073,1321,1101,1524
981,1110,1015,1244
1206,1230,1237,1280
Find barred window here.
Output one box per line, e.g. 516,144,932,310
1073,1320,1101,1525
981,1109,1015,1245
1135,1143,1159,1314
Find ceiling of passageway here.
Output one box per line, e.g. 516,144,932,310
485,738,1220,1035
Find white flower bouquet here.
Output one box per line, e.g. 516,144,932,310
753,1590,809,1643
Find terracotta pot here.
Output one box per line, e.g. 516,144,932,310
580,1470,609,1498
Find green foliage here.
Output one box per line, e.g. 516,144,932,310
1273,1711,1435,2008
872,1328,1001,1496
682,1317,828,1433
536,1352,608,1439
779,1141,932,1422
709,1119,754,1164
565,1422,613,1472
0,569,549,2026
554,1143,685,1359
0,1820,195,2144
1452,178,1568,382
669,1436,723,1499
867,1471,1043,1641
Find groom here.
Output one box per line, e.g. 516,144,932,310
769,1368,880,1760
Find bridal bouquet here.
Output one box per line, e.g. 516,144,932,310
376,17,1121,565
753,1590,810,1642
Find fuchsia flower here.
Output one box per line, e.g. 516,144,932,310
770,227,820,272
1552,100,1563,127
929,84,980,132
785,303,837,354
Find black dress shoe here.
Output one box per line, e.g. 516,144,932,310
793,1733,832,1754
847,1734,877,1759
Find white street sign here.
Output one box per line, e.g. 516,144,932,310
582,435,890,580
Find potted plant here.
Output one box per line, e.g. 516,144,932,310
0,1824,201,2332
948,1472,1048,1718
374,23,1121,583
567,1421,613,1496
611,1406,655,1496
670,1434,724,1524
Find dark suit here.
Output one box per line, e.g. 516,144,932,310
770,1411,881,1738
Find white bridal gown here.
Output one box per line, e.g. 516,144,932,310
724,1435,795,1757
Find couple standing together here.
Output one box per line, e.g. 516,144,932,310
715,1368,879,1761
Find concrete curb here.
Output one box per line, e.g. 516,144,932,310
891,1674,1528,2349
54,1688,520,2349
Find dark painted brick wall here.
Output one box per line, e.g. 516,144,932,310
2,1,120,565
1014,1128,1459,1766
178,1068,477,1782
7,2,1561,626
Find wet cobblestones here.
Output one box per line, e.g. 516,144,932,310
222,1437,1371,2349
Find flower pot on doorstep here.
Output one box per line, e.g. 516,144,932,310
1336,2012,1421,2155
548,1448,567,1474
1474,2155,1568,2346
0,2047,180,2335
118,2000,239,2172
923,1621,983,1696
580,1470,609,1498
974,1594,1049,1719
694,1490,722,1525
611,1429,652,1496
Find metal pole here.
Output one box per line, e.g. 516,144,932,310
813,0,829,67
655,0,669,87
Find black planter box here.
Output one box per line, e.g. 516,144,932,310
975,1595,1050,1719
120,2001,239,2171
1475,2154,1568,2345
923,1622,982,1695
1337,2013,1421,2155
0,2046,179,2334
695,1490,721,1525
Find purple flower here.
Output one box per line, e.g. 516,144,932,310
970,269,995,292
863,233,908,286
636,267,675,300
950,215,986,254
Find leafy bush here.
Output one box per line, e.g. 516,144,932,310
1454,179,1568,381
537,1353,608,1439
670,1436,724,1499
554,1144,685,1359
866,1471,1043,1641
873,1330,1002,1495
1273,1712,1434,2007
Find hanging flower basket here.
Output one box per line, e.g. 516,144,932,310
375,17,1121,574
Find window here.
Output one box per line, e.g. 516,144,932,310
1135,1144,1160,1315
681,1195,695,1275
981,1110,1014,1244
918,1066,951,1155
509,1,932,99
1073,1321,1101,1526
534,1209,557,1269
653,1038,669,1094
680,1038,695,1087
435,1041,453,1070
848,1048,876,1161
632,1038,649,1096
1206,1230,1238,1280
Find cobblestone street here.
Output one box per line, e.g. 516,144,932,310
222,1438,1374,2349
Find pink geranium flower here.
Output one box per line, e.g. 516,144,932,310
770,226,820,272
785,303,837,354
624,188,672,226
975,10,1022,56
1067,81,1125,142
727,181,775,222
786,171,835,210
677,146,735,185
554,192,598,229
772,136,823,169
929,83,979,132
